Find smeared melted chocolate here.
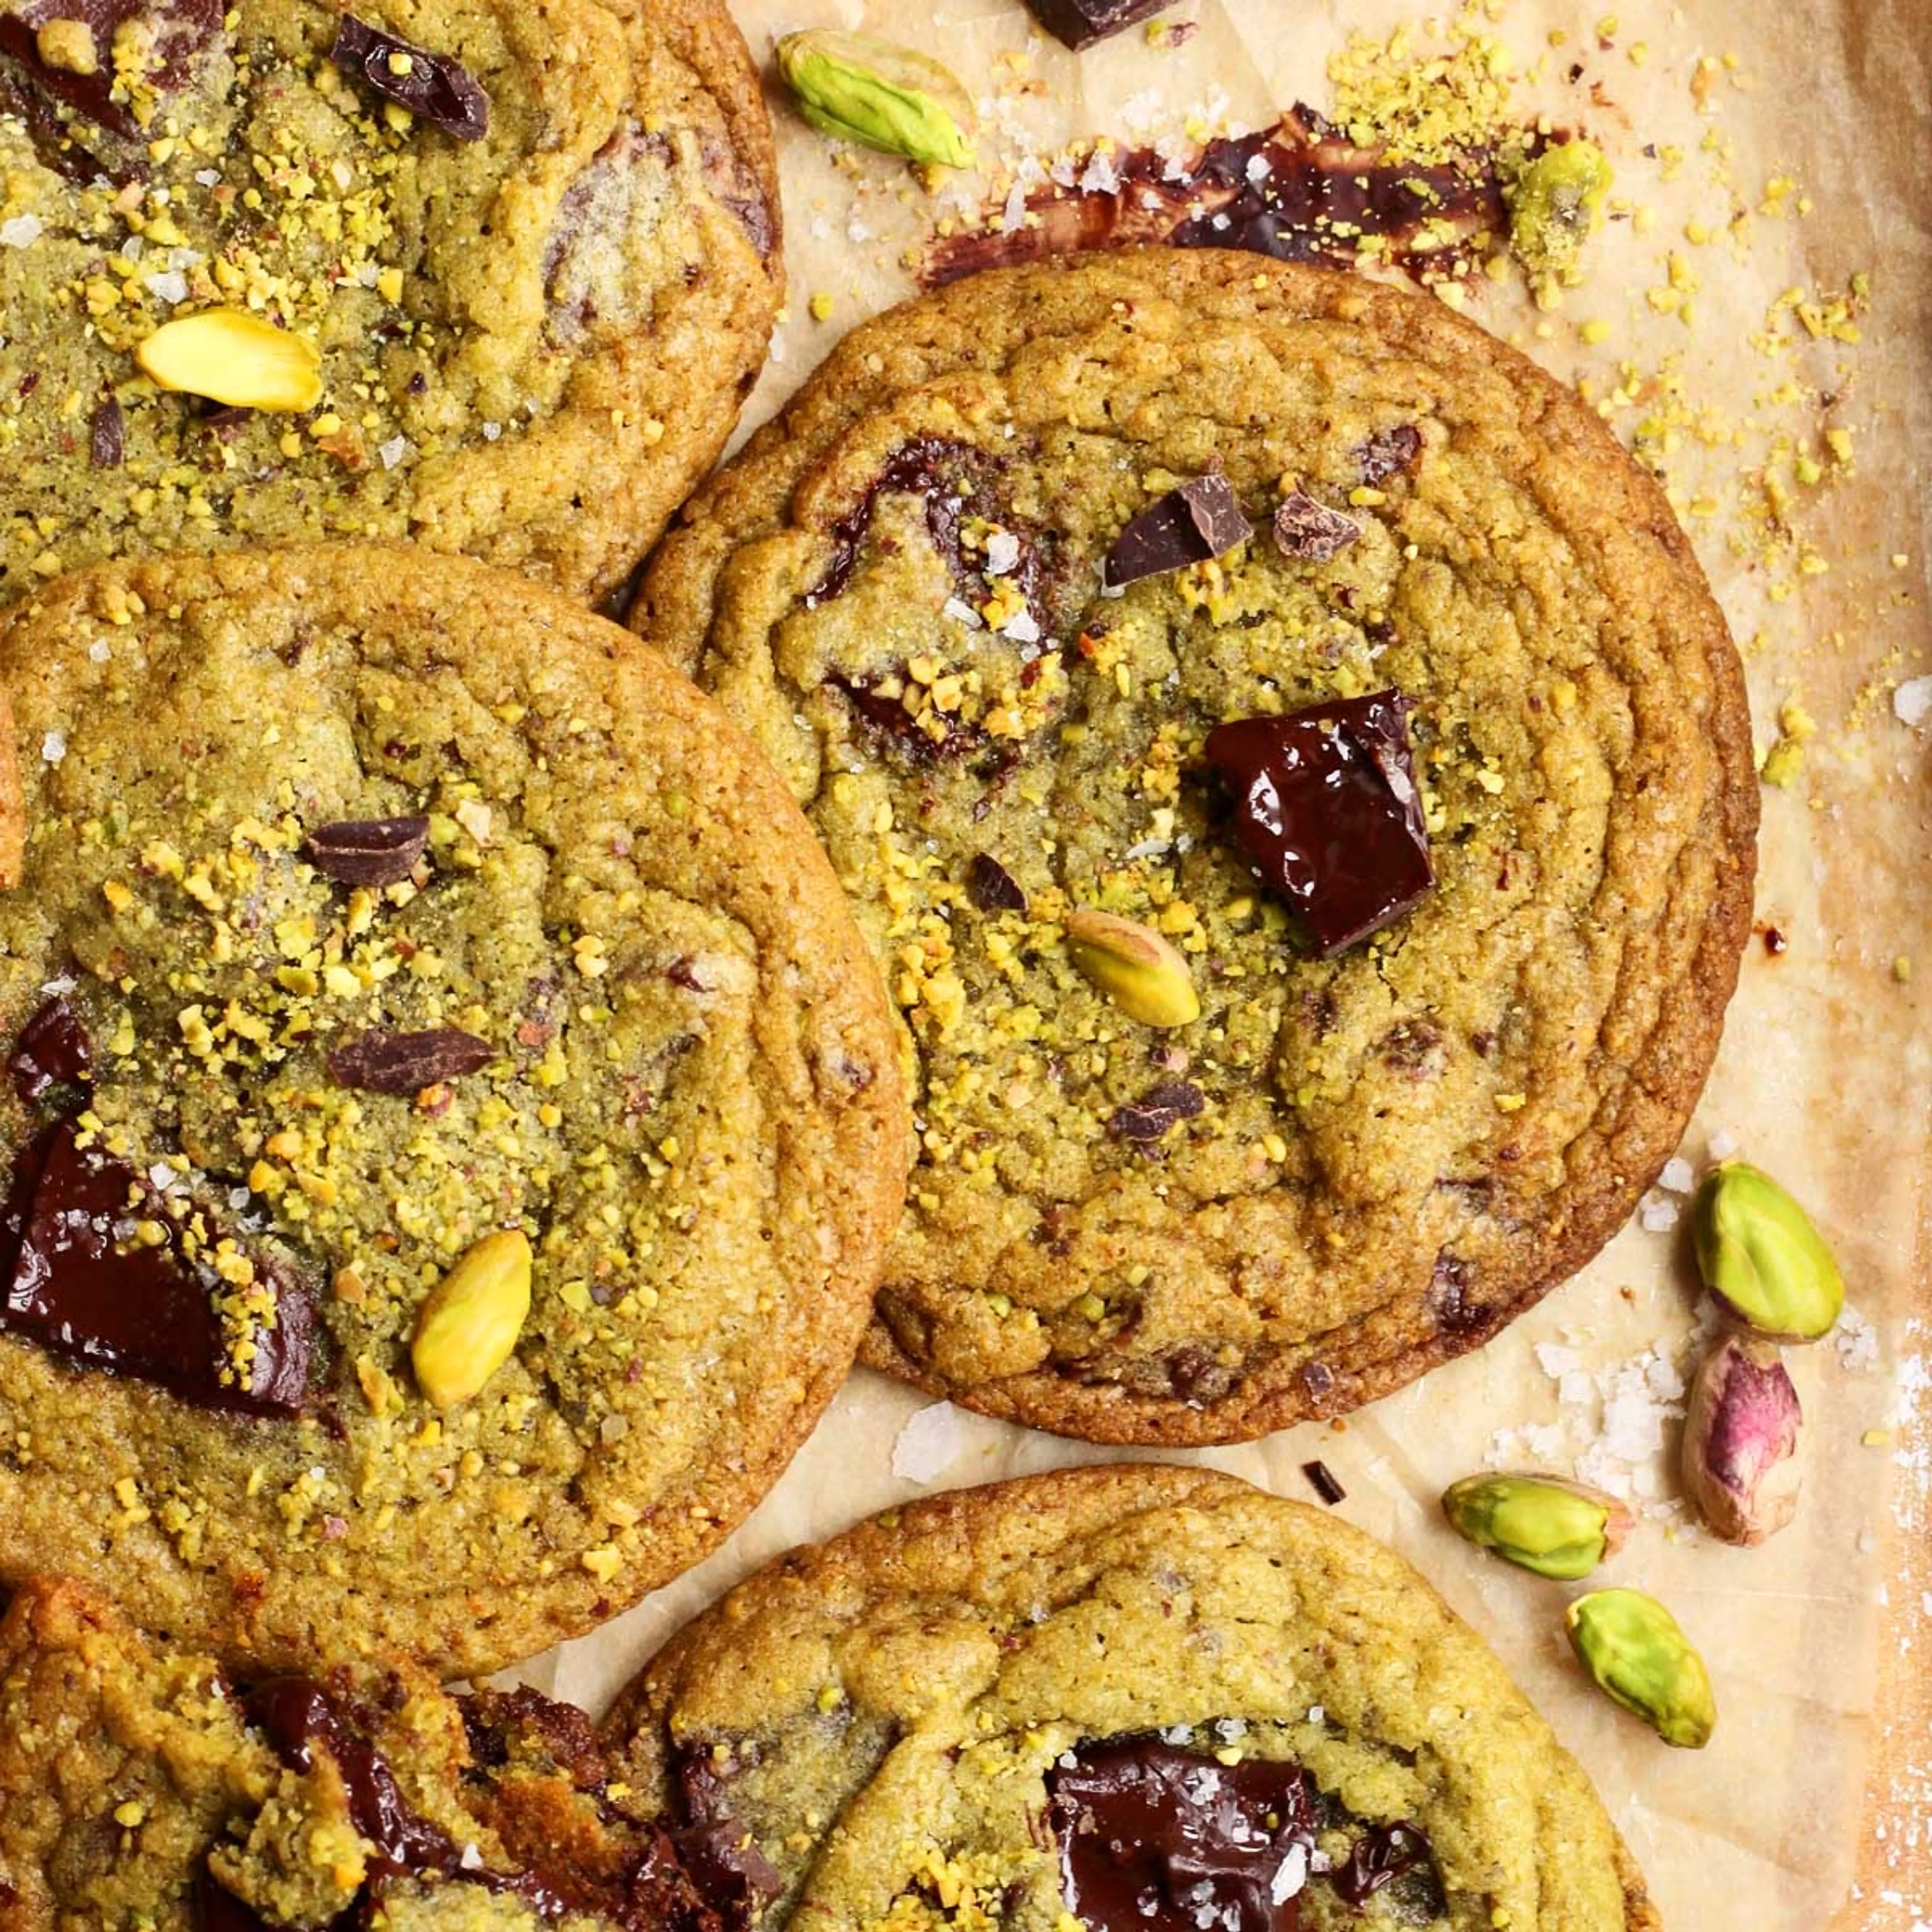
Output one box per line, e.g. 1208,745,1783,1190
671,1751,784,1928
330,15,488,142
1204,691,1433,958
926,107,1519,291
811,437,986,605
1330,1821,1433,1906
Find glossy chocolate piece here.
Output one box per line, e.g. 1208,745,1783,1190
9,997,92,1102
1024,0,1173,49
328,1025,493,1094
1104,474,1254,589
1272,491,1360,563
1108,1080,1204,1143
331,15,489,141
306,815,430,887
1330,1821,1433,1905
672,1752,784,1926
0,1117,315,1415
965,853,1028,914
1048,1738,1316,1932
1204,691,1433,957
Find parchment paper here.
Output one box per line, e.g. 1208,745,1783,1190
511,3,1932,1923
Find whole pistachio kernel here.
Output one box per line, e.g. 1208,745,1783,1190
1063,909,1200,1029
1692,1160,1844,1341
1565,1588,1717,1748
411,1230,532,1410
776,30,976,169
134,309,325,412
1440,1471,1632,1580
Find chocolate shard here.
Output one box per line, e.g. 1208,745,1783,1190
1272,490,1360,563
9,997,93,1103
1047,1737,1318,1932
328,1026,493,1094
0,1117,314,1417
965,852,1028,915
1107,1079,1205,1143
1023,0,1175,50
90,396,125,469
0,0,221,147
305,815,430,887
1355,423,1423,485
1204,690,1434,958
1301,1459,1346,1505
331,15,489,142
1104,473,1254,589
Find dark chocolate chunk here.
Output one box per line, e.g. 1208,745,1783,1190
1022,0,1174,50
1354,424,1423,485
965,852,1028,914
673,1752,784,1928
9,997,92,1103
1047,1737,1317,1932
830,672,986,765
1204,691,1433,958
1163,1345,1239,1407
331,15,489,142
1107,1079,1205,1143
0,1118,314,1416
1301,1459,1346,1505
1104,473,1254,589
1330,1821,1433,1905
90,396,125,469
0,0,221,146
1427,1252,1490,1335
1272,490,1360,563
305,815,430,887
328,1026,493,1094
194,1871,275,1932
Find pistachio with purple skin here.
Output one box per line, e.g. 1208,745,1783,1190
1681,1333,1803,1546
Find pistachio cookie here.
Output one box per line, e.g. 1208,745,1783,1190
633,248,1757,1443
0,0,780,607
0,545,905,1676
0,1574,786,1932
600,1464,1662,1931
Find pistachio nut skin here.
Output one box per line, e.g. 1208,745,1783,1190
1692,1161,1844,1342
1565,1588,1717,1748
776,31,975,169
1681,1333,1803,1545
1440,1472,1632,1581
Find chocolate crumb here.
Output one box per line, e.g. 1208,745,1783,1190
90,396,124,468
1272,489,1360,562
328,1026,492,1094
1107,1080,1205,1142
1355,424,1423,485
1301,1459,1346,1505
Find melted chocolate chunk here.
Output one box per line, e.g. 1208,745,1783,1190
1108,1080,1205,1143
1330,1821,1433,1906
1354,424,1423,486
9,997,92,1102
0,0,221,150
90,395,125,468
306,815,430,887
672,1752,784,1927
1023,0,1173,48
1048,1738,1316,1932
1104,474,1254,589
812,437,982,604
830,673,986,765
331,15,487,140
965,853,1028,915
328,1026,493,1094
0,1117,314,1415
193,1871,274,1932
1163,1346,1239,1407
1204,691,1433,958
1272,491,1360,564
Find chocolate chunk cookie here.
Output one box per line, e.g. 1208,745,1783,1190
601,1465,1661,1931
0,546,905,1676
0,0,780,606
0,1574,774,1932
633,248,1757,1443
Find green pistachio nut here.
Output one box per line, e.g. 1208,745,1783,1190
776,30,976,169
1565,1588,1717,1749
1505,137,1612,299
1692,1160,1844,1341
1440,1472,1632,1581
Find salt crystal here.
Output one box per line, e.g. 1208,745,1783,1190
120,235,145,261
40,730,65,765
143,270,189,305
1708,1126,1738,1160
168,247,202,271
453,797,492,844
1003,609,1041,645
1306,1704,1324,1724
88,639,111,663
0,215,44,249
1121,837,1170,862
1078,151,1120,195
481,421,502,441
1659,1157,1695,1193
377,435,409,470
891,1401,961,1482
942,596,983,628
985,531,1021,576
1894,675,1932,729
1639,1193,1680,1232
1000,180,1028,234
1835,1304,1880,1374
1270,1843,1309,1903
194,168,221,187
1245,152,1272,185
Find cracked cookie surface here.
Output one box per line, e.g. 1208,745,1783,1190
0,0,779,606
632,248,1757,1443
601,1464,1662,1932
0,545,904,1676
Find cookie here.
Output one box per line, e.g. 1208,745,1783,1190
0,1574,770,1932
632,247,1758,1443
601,1464,1661,1931
0,0,780,607
0,545,905,1677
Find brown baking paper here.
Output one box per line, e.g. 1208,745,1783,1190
506,2,1932,1923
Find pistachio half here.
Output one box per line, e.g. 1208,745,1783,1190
1681,1333,1803,1545
135,309,325,412
1063,909,1200,1029
411,1230,532,1410
776,30,976,169
1440,1471,1632,1581
1692,1160,1843,1341
1565,1588,1717,1748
